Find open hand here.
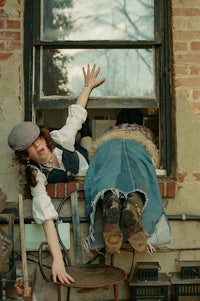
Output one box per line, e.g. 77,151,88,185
52,259,75,285
82,64,105,90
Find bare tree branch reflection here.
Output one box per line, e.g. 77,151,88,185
42,0,154,97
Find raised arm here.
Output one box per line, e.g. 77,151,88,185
76,64,105,108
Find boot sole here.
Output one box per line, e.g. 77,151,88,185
103,231,123,253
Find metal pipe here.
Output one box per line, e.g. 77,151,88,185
167,215,200,221
21,215,200,223
0,215,200,224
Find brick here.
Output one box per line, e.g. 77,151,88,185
173,7,200,16
0,31,20,40
7,20,20,29
172,0,185,4
0,52,12,60
57,183,65,198
0,18,4,28
193,90,200,99
158,181,164,197
173,31,200,41
191,42,200,50
166,181,176,198
0,41,4,50
0,0,6,6
0,9,7,18
174,53,200,64
77,180,84,189
67,182,78,195
174,65,189,75
173,42,188,52
175,78,200,88
188,18,200,29
173,18,187,30
177,171,187,183
46,183,56,198
190,66,200,74
188,0,200,4
152,180,177,198
6,40,21,51
193,173,200,181
79,190,85,199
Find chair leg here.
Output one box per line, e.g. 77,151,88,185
113,284,119,301
66,287,71,301
57,284,61,301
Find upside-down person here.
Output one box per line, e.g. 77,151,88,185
84,108,172,254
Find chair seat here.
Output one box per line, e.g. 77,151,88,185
60,264,126,288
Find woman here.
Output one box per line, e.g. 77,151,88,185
7,64,105,284
84,109,172,254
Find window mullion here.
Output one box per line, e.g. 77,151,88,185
32,0,41,43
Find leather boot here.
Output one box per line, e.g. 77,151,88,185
121,192,147,252
103,192,123,253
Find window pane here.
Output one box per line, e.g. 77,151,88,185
42,48,155,98
42,0,154,41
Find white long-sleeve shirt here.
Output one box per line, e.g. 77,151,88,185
30,104,88,224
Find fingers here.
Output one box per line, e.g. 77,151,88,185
94,66,100,77
96,77,106,87
83,64,101,78
53,271,75,285
82,67,86,82
91,64,96,74
91,64,100,77
82,64,105,89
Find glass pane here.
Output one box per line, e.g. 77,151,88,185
42,48,155,98
42,0,154,41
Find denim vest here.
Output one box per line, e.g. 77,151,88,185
29,143,88,183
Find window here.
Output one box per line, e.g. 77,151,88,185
24,0,173,175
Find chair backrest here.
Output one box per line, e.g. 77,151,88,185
55,189,108,266
70,191,83,264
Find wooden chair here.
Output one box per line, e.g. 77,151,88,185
38,189,127,301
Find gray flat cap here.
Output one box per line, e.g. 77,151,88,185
8,121,40,151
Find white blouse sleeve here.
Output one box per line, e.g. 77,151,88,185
30,170,58,224
50,104,87,152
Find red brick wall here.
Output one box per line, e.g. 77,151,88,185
172,0,200,184
0,0,22,106
172,0,200,111
0,0,21,60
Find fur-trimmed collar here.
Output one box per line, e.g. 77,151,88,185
89,124,160,168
